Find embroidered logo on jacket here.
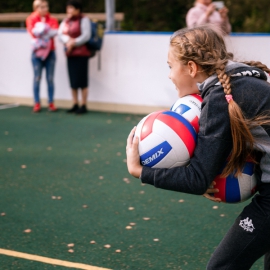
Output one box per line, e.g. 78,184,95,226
231,70,260,78
239,217,255,232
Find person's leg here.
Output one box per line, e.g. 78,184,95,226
31,53,43,111
67,57,79,112
81,87,88,106
71,89,79,105
264,251,270,269
76,57,89,114
207,196,270,270
76,87,88,114
45,51,56,110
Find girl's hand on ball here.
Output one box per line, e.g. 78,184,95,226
203,181,222,202
126,127,143,178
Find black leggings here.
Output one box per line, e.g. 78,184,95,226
207,194,270,270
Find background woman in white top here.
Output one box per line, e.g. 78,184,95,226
186,0,231,35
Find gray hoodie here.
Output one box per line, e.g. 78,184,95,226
141,62,270,196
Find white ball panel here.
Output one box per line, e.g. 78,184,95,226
138,133,166,156
152,150,177,169
153,119,190,163
135,116,147,141
238,173,257,201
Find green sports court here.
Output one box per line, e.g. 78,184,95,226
0,106,264,269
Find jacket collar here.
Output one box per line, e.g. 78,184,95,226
197,61,268,95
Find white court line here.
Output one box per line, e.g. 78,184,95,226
0,103,19,110
0,248,111,270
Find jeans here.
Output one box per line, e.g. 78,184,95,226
31,51,56,104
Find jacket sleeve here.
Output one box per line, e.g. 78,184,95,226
50,17,59,29
26,15,36,38
140,87,233,195
58,20,70,44
220,18,231,35
74,17,91,47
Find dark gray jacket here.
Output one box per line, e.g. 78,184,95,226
141,62,270,195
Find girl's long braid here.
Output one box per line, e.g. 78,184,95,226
216,64,255,176
243,61,270,74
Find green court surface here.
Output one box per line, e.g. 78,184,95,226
0,106,264,270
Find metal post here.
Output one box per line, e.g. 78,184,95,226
105,0,115,31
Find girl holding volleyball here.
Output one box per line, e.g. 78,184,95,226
126,25,270,269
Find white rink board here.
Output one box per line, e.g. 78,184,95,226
0,30,270,110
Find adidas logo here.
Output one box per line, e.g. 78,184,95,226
239,217,255,232
141,148,164,165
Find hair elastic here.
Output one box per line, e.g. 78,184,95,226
225,94,233,103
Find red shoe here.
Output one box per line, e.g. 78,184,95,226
33,103,41,113
48,103,57,112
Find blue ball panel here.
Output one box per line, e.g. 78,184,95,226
242,162,254,175
225,175,241,203
140,141,172,167
175,104,191,115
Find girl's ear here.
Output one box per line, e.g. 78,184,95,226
187,61,198,78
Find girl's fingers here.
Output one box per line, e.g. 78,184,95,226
207,188,219,193
203,193,222,202
127,127,136,147
132,136,139,149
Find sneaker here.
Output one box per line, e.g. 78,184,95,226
67,104,79,113
33,103,41,113
76,105,87,114
48,103,57,112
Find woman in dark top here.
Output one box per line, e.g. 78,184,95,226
58,0,91,114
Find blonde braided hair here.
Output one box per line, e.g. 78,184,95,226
170,25,270,176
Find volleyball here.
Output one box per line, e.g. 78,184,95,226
135,110,197,169
171,94,203,132
213,161,257,203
